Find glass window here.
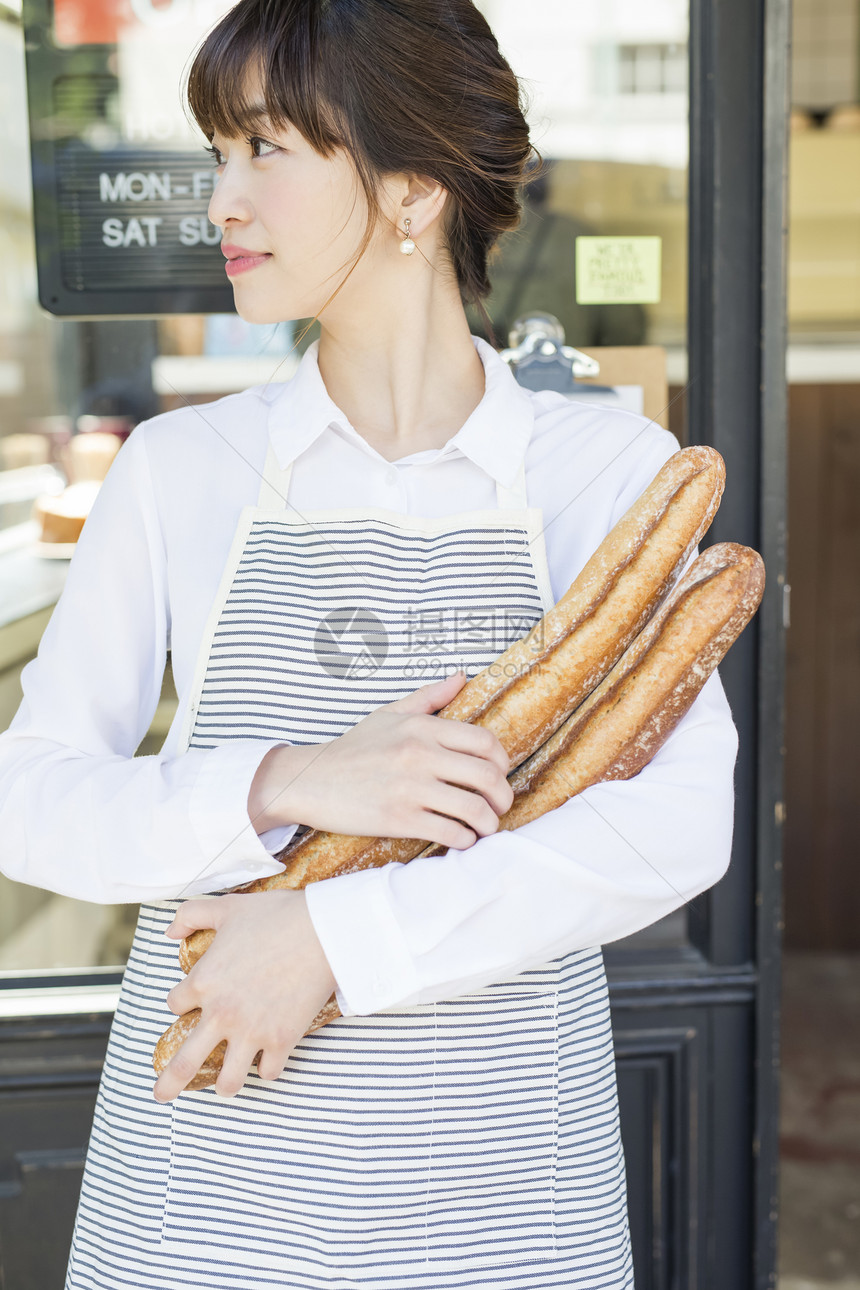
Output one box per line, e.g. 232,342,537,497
474,0,688,345
0,0,698,989
782,0,859,951
788,0,860,348
475,0,691,953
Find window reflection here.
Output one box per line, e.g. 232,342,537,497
1,0,696,980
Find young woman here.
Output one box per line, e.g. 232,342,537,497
0,1,738,1286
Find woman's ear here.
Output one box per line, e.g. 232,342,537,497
401,175,449,239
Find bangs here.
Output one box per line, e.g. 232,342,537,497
186,2,343,153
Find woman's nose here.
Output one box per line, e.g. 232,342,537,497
207,165,253,231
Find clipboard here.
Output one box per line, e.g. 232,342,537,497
571,346,670,430
501,319,669,431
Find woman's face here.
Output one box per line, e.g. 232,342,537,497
206,96,385,324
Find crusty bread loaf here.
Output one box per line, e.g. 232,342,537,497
156,451,748,1090
157,544,764,1088
498,542,764,828
413,543,763,858
179,444,726,972
438,444,725,766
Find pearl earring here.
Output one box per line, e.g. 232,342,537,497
400,218,416,256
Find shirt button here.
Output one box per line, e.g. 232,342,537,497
384,467,398,487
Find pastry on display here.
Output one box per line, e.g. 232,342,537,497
67,431,121,483
31,430,123,555
33,480,101,552
0,433,52,470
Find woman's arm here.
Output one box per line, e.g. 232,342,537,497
152,416,742,1098
0,424,294,904
153,663,736,1100
300,423,740,1012
305,667,737,1014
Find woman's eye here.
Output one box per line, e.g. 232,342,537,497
248,136,279,158
202,137,278,166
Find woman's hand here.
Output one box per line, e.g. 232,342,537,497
248,670,514,850
153,890,335,1103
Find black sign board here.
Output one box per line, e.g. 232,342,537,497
23,0,235,316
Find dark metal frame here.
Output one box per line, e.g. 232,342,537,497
686,0,790,1283
605,0,789,1284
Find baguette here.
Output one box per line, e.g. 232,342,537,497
439,444,726,765
499,541,763,827
156,543,763,1088
418,542,763,849
179,444,726,971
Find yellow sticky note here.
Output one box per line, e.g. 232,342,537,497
575,236,662,305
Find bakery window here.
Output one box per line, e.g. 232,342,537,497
0,0,714,984
0,0,696,984
616,43,688,97
0,10,164,986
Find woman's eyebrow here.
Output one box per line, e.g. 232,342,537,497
211,105,276,141
245,102,273,127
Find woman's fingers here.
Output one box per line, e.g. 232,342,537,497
389,670,467,715
166,896,223,940
431,716,511,776
215,1039,261,1098
257,682,514,840
412,812,478,851
166,978,194,1015
155,892,337,1101
256,1043,294,1083
154,1015,224,1103
422,781,509,837
431,750,514,817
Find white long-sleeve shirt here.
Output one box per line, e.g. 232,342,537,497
0,338,738,1015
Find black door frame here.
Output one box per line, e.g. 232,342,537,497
687,0,789,1282
606,0,790,1284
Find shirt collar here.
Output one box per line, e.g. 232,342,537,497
264,335,534,489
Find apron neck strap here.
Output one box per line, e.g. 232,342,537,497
256,442,529,511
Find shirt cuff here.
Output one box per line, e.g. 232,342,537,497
259,823,300,855
185,738,293,895
305,867,422,1017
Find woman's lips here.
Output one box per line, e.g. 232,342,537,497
225,253,272,277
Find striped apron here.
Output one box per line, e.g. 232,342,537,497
66,440,634,1289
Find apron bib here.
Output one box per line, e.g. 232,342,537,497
66,441,634,1290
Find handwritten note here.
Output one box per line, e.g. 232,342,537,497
575,236,662,305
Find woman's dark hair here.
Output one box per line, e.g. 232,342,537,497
186,0,537,331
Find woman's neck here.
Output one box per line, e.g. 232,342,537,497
314,267,488,462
